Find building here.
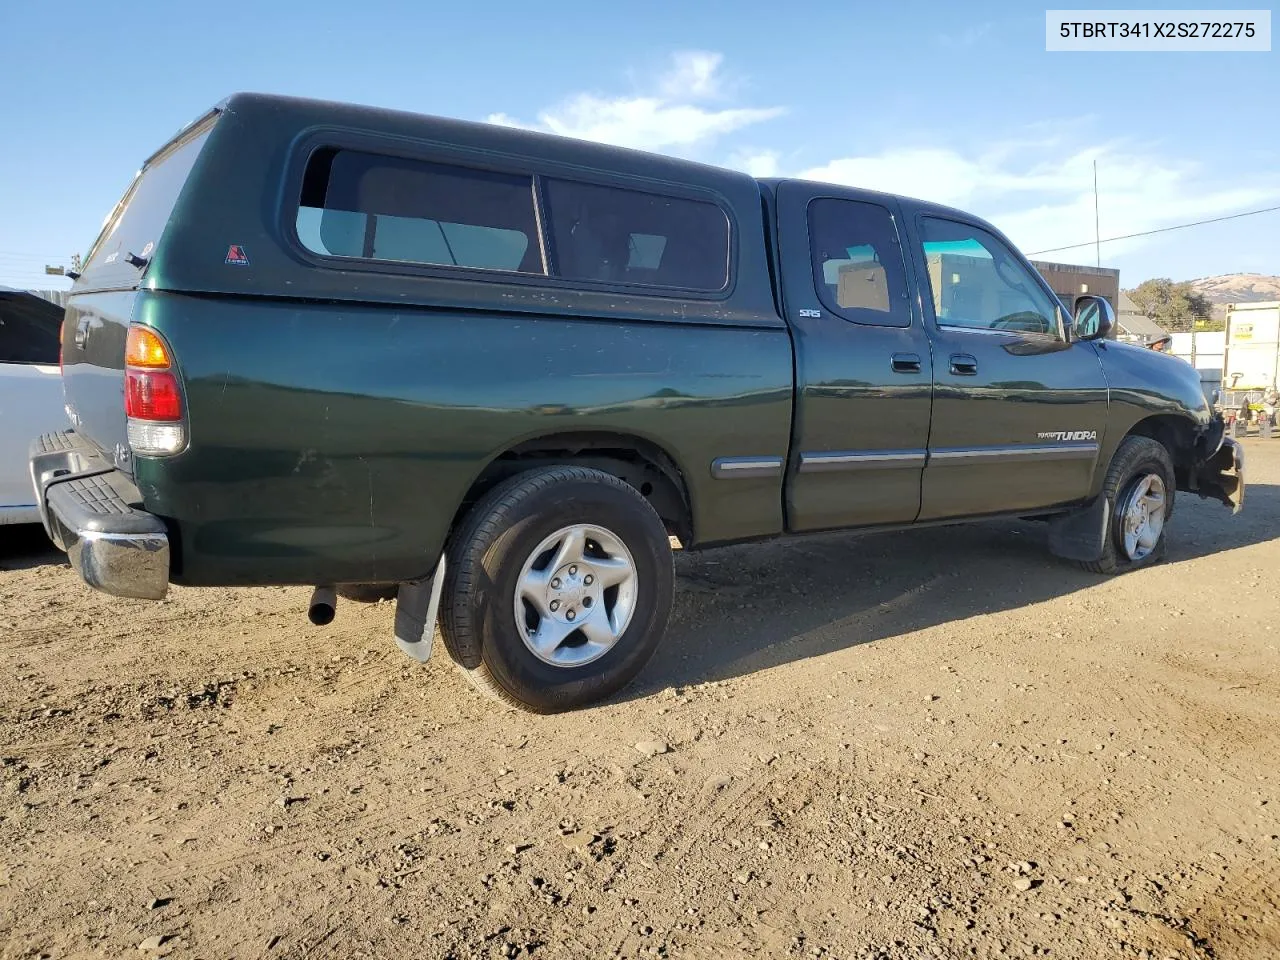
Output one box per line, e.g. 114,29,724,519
925,251,1016,322
1029,260,1120,315
1115,292,1170,345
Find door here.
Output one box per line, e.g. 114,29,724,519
775,182,933,531
907,213,1109,520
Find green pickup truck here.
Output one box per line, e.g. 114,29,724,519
31,94,1243,712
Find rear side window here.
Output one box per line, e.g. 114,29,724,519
0,292,62,364
80,119,215,289
297,150,544,274
807,198,910,328
544,179,730,291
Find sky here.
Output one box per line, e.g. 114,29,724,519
1,0,1277,292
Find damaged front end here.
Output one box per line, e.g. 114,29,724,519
1188,415,1245,513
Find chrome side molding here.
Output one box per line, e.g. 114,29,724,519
710,456,785,480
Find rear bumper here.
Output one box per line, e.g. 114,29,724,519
28,431,170,600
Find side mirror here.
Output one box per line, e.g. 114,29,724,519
1072,294,1116,342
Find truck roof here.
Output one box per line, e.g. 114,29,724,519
179,94,972,223
75,92,1017,329
76,92,786,327
223,91,757,189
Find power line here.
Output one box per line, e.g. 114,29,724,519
1029,204,1280,256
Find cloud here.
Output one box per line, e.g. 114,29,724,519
795,139,1280,260
487,51,783,153
658,50,725,100
799,149,988,207
936,22,993,47
727,149,782,178
485,52,1274,265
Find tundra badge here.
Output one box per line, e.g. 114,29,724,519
1038,430,1098,442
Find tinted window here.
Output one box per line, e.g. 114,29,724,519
297,150,543,273
0,292,62,365
80,121,214,290
807,198,910,327
544,179,729,291
920,218,1062,336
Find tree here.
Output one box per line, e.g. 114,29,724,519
1125,278,1213,332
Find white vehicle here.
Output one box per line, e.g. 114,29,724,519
1,287,69,525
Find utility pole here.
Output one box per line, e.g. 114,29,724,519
1093,159,1101,268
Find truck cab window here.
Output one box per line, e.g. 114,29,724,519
919,218,1061,336
807,198,910,327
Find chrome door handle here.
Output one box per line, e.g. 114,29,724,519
891,353,922,374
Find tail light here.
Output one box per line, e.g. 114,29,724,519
124,325,186,456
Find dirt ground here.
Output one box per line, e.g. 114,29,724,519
2,441,1278,960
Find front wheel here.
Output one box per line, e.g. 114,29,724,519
1078,435,1175,575
440,466,674,713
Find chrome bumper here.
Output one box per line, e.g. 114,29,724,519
29,431,170,600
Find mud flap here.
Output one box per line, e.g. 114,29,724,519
1047,495,1111,563
1192,437,1244,514
393,555,447,662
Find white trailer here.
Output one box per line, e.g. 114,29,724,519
1223,302,1280,392
1169,330,1226,394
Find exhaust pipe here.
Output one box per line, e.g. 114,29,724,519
308,586,336,626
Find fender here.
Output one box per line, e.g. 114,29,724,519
1049,340,1241,562
1090,340,1216,493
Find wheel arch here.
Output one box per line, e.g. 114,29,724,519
1051,429,1178,566
449,430,695,548
1122,413,1204,491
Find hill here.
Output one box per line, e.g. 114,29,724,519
1189,274,1280,305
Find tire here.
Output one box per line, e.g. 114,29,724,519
1078,436,1175,575
439,466,674,713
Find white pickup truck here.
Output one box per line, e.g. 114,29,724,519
1,287,69,525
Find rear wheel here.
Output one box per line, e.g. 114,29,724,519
1078,436,1175,575
440,466,674,712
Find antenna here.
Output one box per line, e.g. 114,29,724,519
1093,159,1101,268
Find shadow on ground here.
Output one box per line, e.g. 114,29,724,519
625,484,1280,700
3,484,1276,702
0,524,63,573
